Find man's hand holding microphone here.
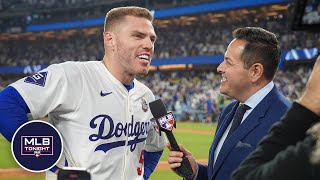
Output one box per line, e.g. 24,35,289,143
149,99,198,180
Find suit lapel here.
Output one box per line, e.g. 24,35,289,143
211,87,278,178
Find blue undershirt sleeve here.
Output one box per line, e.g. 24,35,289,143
143,150,163,180
0,86,30,142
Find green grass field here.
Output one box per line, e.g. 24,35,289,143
151,121,216,180
4,178,44,180
0,135,20,168
160,121,216,161
0,122,216,180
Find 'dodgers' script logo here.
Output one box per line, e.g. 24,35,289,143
22,136,53,158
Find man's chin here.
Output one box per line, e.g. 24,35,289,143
219,87,227,95
138,68,149,75
137,71,148,76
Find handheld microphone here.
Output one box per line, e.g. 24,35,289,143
149,99,193,179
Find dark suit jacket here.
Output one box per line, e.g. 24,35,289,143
196,86,291,180
232,102,320,180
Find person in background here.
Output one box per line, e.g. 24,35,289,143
303,2,320,24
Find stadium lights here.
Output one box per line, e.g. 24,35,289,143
159,64,188,71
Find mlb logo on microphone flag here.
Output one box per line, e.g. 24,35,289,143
11,120,63,172
158,112,175,131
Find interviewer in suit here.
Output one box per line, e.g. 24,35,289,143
232,55,320,180
167,27,291,180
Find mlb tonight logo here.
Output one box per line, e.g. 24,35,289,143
21,136,53,157
12,120,62,172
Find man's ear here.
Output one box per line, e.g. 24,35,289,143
103,32,115,49
250,63,264,82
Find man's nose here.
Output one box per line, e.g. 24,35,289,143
142,38,153,50
217,61,225,73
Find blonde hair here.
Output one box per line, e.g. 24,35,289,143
104,6,154,32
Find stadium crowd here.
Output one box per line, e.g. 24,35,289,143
0,0,217,29
0,12,319,66
0,1,318,121
137,63,313,121
0,63,313,122
0,0,217,11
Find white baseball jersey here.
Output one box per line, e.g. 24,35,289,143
11,61,166,180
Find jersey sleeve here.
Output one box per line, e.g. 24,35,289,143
145,125,166,152
10,62,83,119
0,86,29,141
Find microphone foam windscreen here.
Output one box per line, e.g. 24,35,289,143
149,99,167,118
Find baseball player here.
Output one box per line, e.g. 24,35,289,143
0,6,166,180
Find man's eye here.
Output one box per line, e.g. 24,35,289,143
226,60,232,65
134,34,142,38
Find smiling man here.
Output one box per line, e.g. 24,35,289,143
167,27,291,180
0,6,166,180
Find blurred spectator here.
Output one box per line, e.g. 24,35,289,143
0,1,318,122
0,62,314,121
0,13,319,66
303,2,320,24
